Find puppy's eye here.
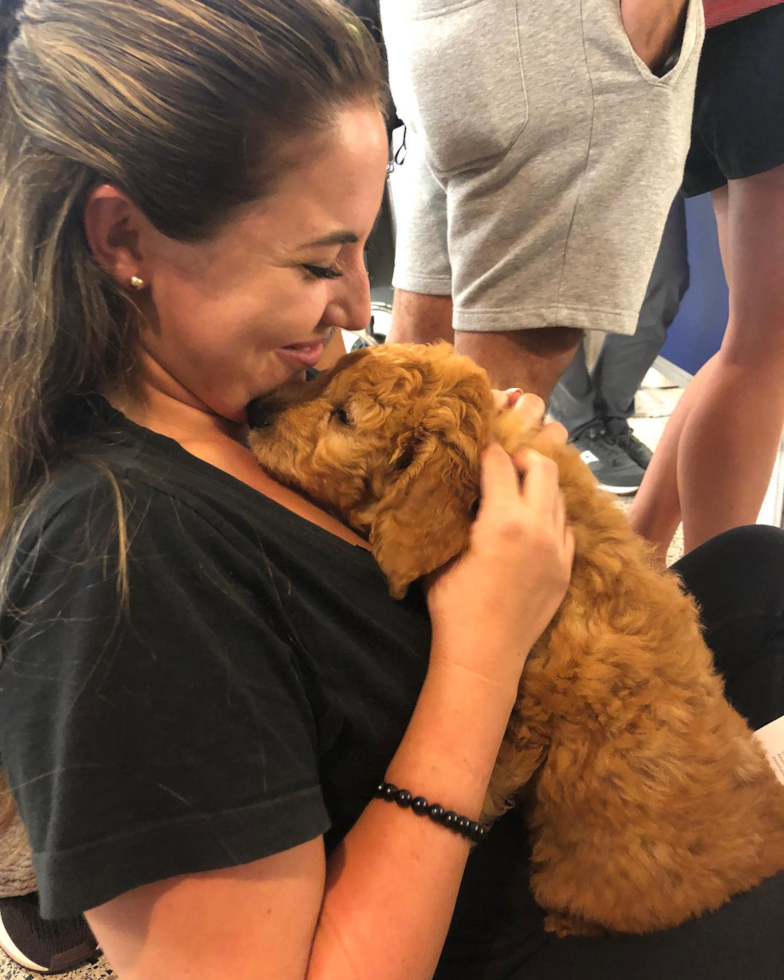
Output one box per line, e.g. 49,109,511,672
331,406,353,426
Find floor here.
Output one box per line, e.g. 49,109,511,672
0,954,114,979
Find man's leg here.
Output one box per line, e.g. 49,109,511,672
454,328,582,401
547,340,599,438
386,119,454,346
388,291,453,346
382,0,702,400
596,196,690,433
447,0,701,397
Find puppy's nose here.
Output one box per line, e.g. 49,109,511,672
246,397,278,430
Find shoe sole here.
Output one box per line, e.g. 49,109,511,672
597,482,640,495
0,914,50,973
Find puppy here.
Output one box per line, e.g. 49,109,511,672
248,342,784,937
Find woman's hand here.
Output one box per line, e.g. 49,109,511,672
426,393,575,697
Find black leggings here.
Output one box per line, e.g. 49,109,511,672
442,525,784,980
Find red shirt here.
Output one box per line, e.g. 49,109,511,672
704,0,783,28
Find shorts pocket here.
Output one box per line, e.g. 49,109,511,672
616,0,704,88
386,0,528,176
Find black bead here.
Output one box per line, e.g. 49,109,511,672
411,796,429,814
381,783,398,801
443,810,458,827
395,789,412,807
457,816,471,832
428,804,445,823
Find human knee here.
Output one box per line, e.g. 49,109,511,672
513,327,584,361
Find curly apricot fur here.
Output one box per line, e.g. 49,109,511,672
250,343,784,937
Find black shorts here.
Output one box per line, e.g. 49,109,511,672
682,3,784,198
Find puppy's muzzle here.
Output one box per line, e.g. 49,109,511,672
246,397,280,430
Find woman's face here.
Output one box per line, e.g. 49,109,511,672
135,103,389,422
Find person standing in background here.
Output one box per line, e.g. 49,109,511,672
630,0,784,558
549,196,689,494
380,0,703,401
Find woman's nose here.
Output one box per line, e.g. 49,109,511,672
323,257,372,334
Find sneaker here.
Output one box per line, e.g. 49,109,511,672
605,423,653,471
0,894,98,974
571,425,646,495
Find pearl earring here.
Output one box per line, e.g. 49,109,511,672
130,276,145,290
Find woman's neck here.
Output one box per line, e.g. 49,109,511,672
104,359,371,552
105,355,244,447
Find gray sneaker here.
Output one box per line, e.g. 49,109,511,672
606,423,653,470
572,425,646,494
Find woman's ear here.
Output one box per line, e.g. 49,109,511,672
369,427,480,600
83,184,146,288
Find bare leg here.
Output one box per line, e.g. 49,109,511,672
631,165,784,556
388,289,454,345
455,328,583,401
629,189,730,558
679,166,784,551
628,353,718,560
389,290,581,399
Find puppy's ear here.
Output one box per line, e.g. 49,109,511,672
370,416,483,600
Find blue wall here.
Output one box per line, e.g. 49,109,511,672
660,194,729,377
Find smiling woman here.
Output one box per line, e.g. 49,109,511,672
88,105,389,424
1,3,781,980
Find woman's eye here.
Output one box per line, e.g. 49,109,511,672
301,264,343,281
331,406,352,426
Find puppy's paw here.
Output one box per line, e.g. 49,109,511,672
544,911,605,939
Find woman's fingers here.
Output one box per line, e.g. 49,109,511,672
483,441,570,537
512,392,546,423
513,448,561,514
491,387,525,410
539,419,568,447
564,525,576,569
479,441,525,511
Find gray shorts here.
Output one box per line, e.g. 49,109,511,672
381,0,704,336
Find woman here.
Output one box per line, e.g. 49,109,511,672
0,2,781,979
630,0,784,559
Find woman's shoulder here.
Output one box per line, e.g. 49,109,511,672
21,450,223,548
23,413,276,554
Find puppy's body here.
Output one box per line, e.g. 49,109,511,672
493,419,784,935
249,343,784,936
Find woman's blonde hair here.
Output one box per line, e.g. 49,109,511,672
0,0,382,830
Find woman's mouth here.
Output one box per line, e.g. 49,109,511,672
276,339,326,369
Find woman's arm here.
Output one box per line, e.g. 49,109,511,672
87,659,514,980
88,411,574,980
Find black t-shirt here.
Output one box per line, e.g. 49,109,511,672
0,397,546,973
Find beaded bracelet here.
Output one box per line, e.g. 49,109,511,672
374,782,488,844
